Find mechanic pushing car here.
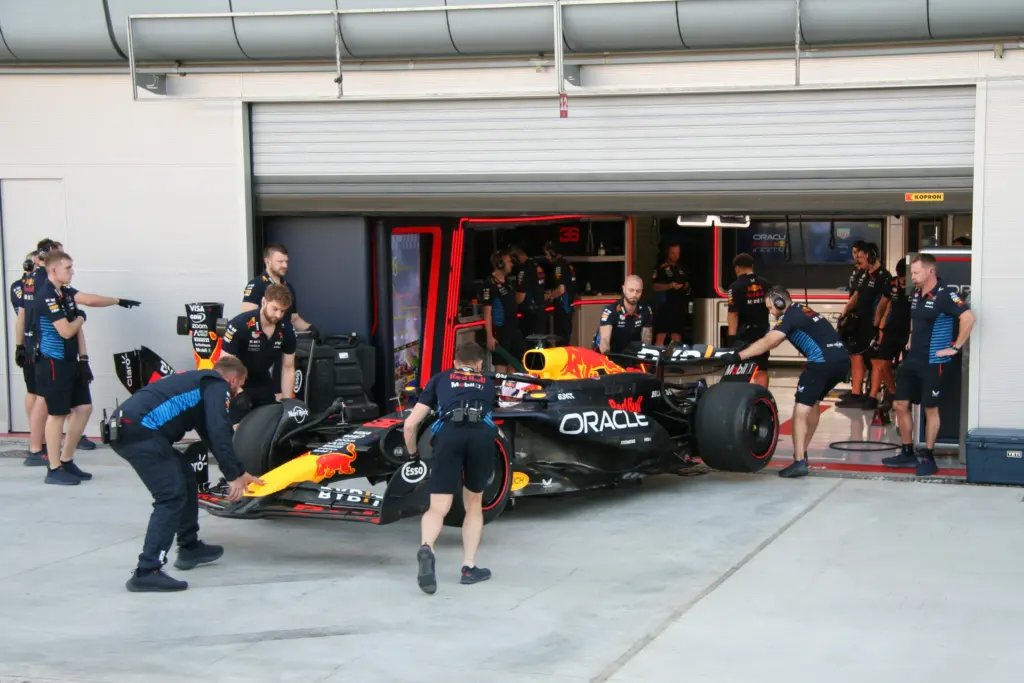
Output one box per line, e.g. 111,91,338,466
725,287,850,479
882,253,976,476
482,249,527,373
221,283,297,424
596,274,654,354
726,252,773,388
242,242,319,339
651,242,693,345
107,357,263,592
402,342,497,595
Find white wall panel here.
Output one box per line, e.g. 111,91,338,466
0,75,247,436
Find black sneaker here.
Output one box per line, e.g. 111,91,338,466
417,545,437,594
916,455,939,477
461,565,492,585
23,450,47,467
836,394,866,408
174,541,224,570
77,435,97,451
44,466,81,486
125,568,188,592
882,451,918,468
61,460,93,480
778,459,809,478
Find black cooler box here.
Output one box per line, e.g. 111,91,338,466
966,428,1024,486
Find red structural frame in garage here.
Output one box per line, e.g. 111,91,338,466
443,215,634,369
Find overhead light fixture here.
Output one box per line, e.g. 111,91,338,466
676,214,751,229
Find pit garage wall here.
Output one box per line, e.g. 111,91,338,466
970,80,1024,430
0,75,248,434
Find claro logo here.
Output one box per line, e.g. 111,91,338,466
559,410,649,435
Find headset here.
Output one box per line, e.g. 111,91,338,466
490,250,508,271
22,258,34,273
768,287,788,311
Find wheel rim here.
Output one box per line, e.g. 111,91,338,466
482,439,510,511
748,397,779,460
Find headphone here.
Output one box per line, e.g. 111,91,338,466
490,250,507,271
772,294,787,310
864,242,880,264
22,258,34,273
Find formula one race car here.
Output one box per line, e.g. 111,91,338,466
113,329,778,529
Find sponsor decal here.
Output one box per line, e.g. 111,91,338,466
293,369,303,395
557,392,575,401
511,472,530,491
190,449,208,475
400,460,428,484
540,478,554,488
650,390,662,398
122,354,135,390
608,396,643,413
189,313,204,323
904,192,944,202
313,443,358,480
364,417,403,429
1006,450,1022,459
316,487,381,506
931,390,940,398
287,405,309,424
620,438,636,445
559,410,649,434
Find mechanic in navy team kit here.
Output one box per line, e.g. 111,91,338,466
509,245,549,338
596,274,653,355
222,283,297,423
725,253,773,388
882,253,975,476
543,241,578,346
651,243,693,345
108,357,262,592
402,342,497,594
727,287,850,479
482,250,527,372
242,243,319,338
10,252,43,463
867,258,910,407
837,242,891,409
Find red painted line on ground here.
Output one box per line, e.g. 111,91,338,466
767,460,966,478
778,403,832,435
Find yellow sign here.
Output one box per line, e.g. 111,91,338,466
904,192,945,202
511,471,530,491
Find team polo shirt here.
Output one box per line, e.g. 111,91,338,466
598,298,654,353
773,304,848,364
726,272,772,341
907,279,969,365
34,278,81,361
242,271,298,320
222,309,297,388
480,274,518,328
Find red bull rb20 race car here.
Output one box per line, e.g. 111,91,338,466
114,333,779,529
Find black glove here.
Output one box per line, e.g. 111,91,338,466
14,344,26,368
117,298,141,309
307,324,322,343
78,357,94,384
77,309,87,321
64,307,78,323
719,351,742,365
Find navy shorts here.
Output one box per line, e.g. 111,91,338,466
35,357,91,415
429,424,495,495
795,360,850,407
895,359,952,408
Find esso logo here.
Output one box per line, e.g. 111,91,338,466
293,369,303,394
400,461,428,484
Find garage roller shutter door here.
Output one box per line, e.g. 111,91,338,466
252,85,975,213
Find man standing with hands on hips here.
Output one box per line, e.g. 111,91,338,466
402,342,497,595
882,253,975,476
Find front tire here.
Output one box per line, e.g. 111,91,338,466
695,382,779,472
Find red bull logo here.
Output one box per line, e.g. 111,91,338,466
313,443,358,481
608,396,644,413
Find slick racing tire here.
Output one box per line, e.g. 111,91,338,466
416,428,512,528
233,403,284,475
695,382,779,472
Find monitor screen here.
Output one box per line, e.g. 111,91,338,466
391,233,422,392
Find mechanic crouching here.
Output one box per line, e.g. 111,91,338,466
403,342,497,595
108,357,262,592
725,287,850,479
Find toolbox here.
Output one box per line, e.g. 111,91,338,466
965,428,1024,486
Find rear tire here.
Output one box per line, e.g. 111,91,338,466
695,382,779,472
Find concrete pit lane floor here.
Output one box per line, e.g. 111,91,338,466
1,434,1022,683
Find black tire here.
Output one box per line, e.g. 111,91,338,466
695,382,779,472
233,403,284,475
415,427,512,528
